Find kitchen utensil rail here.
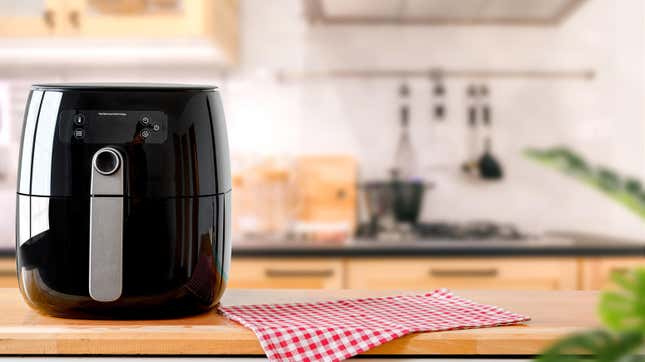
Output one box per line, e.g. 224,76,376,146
276,68,595,81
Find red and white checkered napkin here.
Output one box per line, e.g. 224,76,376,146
218,289,530,362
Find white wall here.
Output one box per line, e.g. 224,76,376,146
226,0,645,238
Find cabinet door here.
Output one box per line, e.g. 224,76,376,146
62,0,237,39
0,0,60,36
0,258,17,288
229,258,344,289
580,257,645,290
347,258,578,291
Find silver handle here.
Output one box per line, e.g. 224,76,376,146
265,269,334,278
429,268,498,278
89,147,124,302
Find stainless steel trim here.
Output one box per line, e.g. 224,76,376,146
90,147,124,196
92,148,120,175
89,147,124,302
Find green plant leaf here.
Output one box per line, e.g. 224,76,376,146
599,269,645,332
536,329,643,362
523,147,645,220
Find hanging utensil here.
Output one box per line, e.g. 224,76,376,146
461,84,479,174
430,70,446,121
478,86,503,179
393,81,418,180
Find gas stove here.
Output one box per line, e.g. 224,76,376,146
357,221,535,243
415,221,528,241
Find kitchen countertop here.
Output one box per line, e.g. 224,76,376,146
0,288,597,357
1,233,643,259
233,232,645,257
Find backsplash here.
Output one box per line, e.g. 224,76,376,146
225,0,645,238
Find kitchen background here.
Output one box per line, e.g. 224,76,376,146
0,0,644,291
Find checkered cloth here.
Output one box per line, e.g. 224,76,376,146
218,289,530,362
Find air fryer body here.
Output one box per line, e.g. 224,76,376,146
15,84,231,318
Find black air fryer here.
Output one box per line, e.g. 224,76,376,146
15,83,231,318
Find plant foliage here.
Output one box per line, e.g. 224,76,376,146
536,269,645,361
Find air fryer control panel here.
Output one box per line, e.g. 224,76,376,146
58,110,168,144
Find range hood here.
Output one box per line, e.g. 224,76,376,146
304,0,587,26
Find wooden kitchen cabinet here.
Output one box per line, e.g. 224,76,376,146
0,0,239,64
2,254,643,291
346,258,578,291
228,258,344,289
0,259,17,288
0,0,59,37
580,257,645,290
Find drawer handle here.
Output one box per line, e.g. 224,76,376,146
429,268,498,278
265,269,334,278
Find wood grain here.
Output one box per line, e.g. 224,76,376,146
0,288,598,356
294,155,357,230
229,258,344,289
347,258,579,291
580,257,645,290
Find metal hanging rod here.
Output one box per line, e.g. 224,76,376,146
275,68,595,82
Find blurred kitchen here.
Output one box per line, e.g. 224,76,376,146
0,0,644,291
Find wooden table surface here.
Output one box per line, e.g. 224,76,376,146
0,288,598,356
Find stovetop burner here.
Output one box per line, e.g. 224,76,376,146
357,220,530,241
414,221,528,241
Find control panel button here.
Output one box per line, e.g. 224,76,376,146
140,129,150,138
74,114,85,125
152,123,160,132
140,116,151,126
73,128,85,139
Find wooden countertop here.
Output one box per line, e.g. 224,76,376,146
0,288,598,356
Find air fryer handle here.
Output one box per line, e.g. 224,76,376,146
89,147,124,302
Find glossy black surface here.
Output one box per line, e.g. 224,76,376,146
17,86,231,198
16,193,231,318
58,110,168,144
32,83,217,91
16,84,232,318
